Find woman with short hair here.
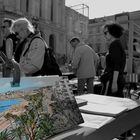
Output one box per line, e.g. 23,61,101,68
101,22,126,97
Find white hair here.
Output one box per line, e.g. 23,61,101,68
12,17,34,33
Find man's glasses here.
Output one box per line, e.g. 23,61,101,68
104,31,109,35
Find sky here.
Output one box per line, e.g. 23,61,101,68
65,0,140,19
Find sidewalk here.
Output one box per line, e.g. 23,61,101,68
133,124,140,140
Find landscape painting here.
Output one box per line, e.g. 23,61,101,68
0,78,84,140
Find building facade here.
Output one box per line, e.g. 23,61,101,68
88,10,140,54
65,6,89,62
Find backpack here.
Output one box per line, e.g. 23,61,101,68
23,35,62,76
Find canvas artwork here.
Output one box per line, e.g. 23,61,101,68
0,78,84,139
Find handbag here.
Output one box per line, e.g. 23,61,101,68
100,72,113,83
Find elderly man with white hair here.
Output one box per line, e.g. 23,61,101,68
70,37,99,95
11,17,46,76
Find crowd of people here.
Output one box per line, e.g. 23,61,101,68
0,17,137,94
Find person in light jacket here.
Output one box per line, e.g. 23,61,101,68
11,17,45,76
70,37,99,94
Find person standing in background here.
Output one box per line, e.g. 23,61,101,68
101,22,126,97
70,37,99,95
0,18,19,59
0,18,19,77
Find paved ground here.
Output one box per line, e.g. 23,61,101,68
113,125,140,140
132,124,140,140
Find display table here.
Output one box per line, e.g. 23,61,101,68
49,94,140,140
62,72,76,80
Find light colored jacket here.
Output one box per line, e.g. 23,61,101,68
19,36,45,76
72,43,99,79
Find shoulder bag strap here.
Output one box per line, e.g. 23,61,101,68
23,36,46,56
